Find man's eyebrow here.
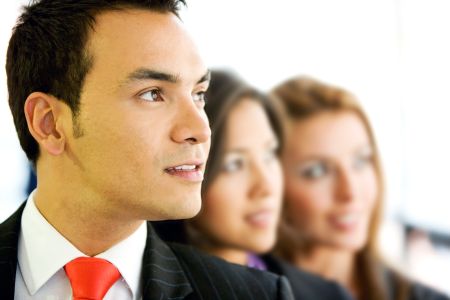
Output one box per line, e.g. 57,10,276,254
123,69,210,86
125,68,179,84
197,70,211,84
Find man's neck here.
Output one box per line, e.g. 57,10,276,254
33,179,143,257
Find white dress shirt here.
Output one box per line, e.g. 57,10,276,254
14,191,147,300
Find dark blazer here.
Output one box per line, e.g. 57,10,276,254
262,255,354,300
406,284,450,300
0,203,294,300
384,267,450,300
153,220,355,300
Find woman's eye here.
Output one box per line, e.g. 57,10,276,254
193,91,206,103
222,158,244,173
139,89,163,102
353,154,373,170
299,163,328,180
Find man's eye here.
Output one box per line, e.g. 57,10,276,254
193,92,206,102
263,147,278,163
139,89,163,102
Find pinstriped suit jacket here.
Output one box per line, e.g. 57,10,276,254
0,203,294,299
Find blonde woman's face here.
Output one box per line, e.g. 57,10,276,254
283,111,378,251
193,99,283,254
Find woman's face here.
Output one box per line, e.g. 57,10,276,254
283,111,378,252
193,98,283,254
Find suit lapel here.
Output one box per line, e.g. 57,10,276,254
0,205,194,299
141,223,193,300
0,202,26,300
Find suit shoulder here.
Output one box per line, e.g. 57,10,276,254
409,283,450,300
0,202,24,253
386,268,449,300
263,255,353,300
168,243,294,300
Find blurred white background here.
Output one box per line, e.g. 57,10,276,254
1,0,449,294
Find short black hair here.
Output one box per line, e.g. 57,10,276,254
6,0,186,164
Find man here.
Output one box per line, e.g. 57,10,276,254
0,1,294,299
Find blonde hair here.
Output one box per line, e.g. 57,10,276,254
271,76,409,300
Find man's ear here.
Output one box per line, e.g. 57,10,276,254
24,92,66,157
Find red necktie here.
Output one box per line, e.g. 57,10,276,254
64,257,121,300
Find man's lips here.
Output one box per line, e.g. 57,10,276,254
164,161,205,182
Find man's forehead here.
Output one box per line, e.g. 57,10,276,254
84,8,207,87
86,8,182,49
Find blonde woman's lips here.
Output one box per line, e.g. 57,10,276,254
329,213,359,231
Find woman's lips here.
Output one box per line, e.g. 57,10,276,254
245,209,275,228
328,213,360,231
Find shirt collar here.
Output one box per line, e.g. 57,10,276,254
97,219,146,299
18,190,147,299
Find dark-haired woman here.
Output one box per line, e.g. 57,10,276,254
154,70,352,300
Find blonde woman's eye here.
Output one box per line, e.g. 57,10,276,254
139,89,163,102
299,162,328,180
353,154,373,170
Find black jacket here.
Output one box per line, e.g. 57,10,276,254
0,203,294,300
153,220,356,300
384,267,450,300
262,255,354,300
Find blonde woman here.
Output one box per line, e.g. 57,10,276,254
271,76,449,300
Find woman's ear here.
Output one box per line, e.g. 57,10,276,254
24,92,66,157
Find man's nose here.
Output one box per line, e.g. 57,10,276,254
170,98,211,145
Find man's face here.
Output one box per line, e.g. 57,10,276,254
66,9,210,221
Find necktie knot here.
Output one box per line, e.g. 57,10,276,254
64,257,121,300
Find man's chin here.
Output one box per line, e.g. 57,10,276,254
160,196,202,221
178,199,202,220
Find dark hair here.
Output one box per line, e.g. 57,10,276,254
6,0,186,164
153,69,285,244
201,69,284,196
